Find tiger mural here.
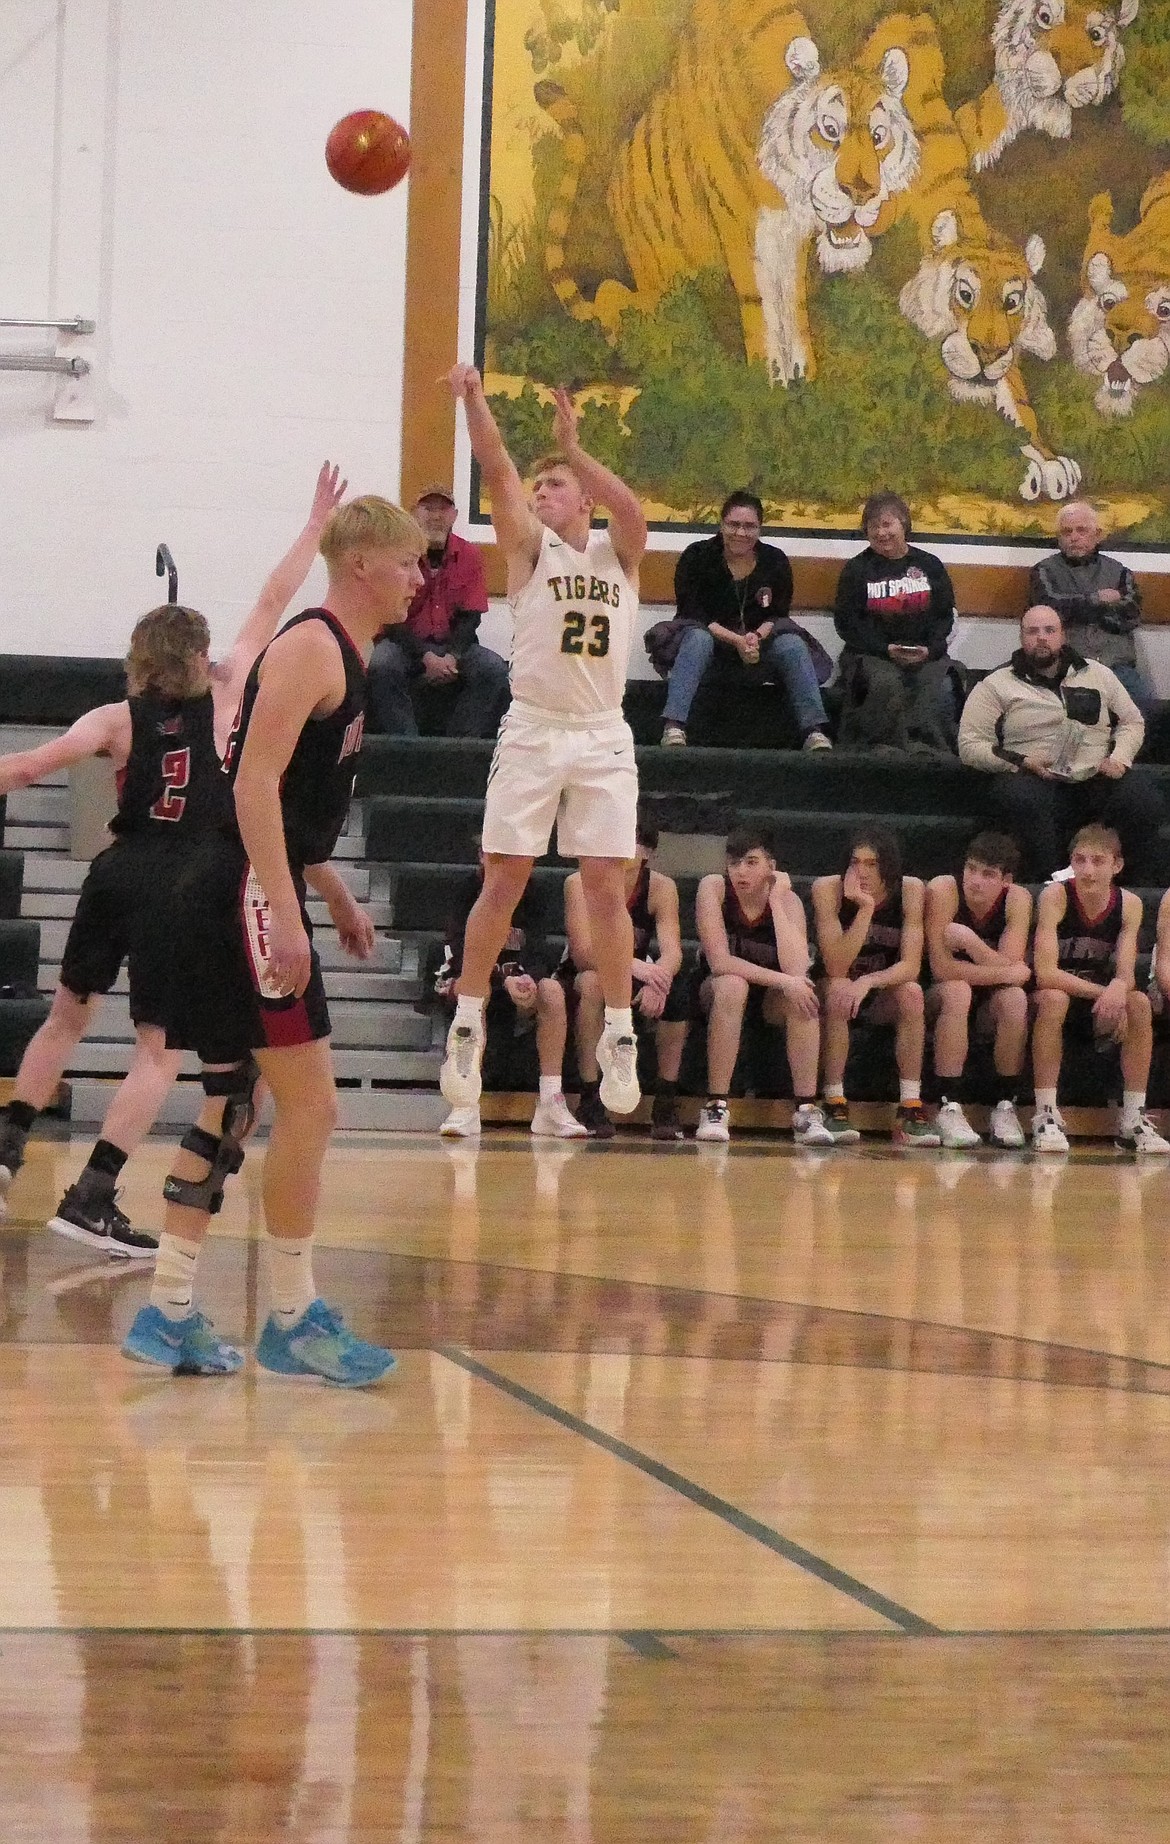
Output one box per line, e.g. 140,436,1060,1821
899,210,1082,501
534,0,820,372
1068,172,1170,417
955,0,1140,173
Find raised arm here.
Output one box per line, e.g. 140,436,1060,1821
863,877,924,991
811,873,872,978
552,388,647,581
0,702,131,795
215,462,348,715
448,364,542,568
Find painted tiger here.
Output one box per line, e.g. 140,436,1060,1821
535,0,831,372
956,0,1139,173
899,209,1081,501
1068,172,1170,417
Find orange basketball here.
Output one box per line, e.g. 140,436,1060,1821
325,111,411,196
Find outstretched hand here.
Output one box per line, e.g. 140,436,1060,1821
552,386,580,453
447,363,484,401
308,462,347,530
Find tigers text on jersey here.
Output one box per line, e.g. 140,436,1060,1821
508,526,638,719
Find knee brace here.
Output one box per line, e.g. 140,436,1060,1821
162,1058,259,1216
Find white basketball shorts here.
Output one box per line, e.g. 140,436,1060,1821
480,701,638,860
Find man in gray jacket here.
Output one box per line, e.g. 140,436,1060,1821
958,604,1163,882
1029,503,1153,712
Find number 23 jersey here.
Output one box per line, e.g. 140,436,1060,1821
508,526,638,719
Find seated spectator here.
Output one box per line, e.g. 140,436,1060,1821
434,845,584,1140
564,820,688,1142
1031,823,1168,1155
834,491,959,753
811,825,939,1146
367,486,509,737
693,826,832,1145
1030,502,1154,714
660,492,832,750
925,831,1032,1149
958,604,1163,883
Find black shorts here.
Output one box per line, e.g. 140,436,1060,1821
164,834,330,1064
559,957,692,1025
1063,992,1116,1047
60,837,183,1028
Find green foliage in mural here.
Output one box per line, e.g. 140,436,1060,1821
1123,6,1170,149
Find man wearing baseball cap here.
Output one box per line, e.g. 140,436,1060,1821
367,486,509,736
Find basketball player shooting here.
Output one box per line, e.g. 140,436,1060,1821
439,366,647,1118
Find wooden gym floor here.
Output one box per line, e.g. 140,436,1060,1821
2,1128,1170,1839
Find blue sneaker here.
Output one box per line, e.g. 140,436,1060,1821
255,1298,396,1387
122,1304,243,1375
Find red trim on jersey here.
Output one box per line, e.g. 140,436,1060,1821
259,997,315,1048
1069,883,1119,931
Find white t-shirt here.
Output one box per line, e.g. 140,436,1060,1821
507,525,638,720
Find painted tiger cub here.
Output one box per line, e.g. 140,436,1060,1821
1068,171,1170,417
534,0,816,370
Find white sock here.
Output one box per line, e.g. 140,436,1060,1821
539,1076,560,1103
1122,1091,1146,1130
264,1230,317,1329
1034,1088,1058,1114
454,995,483,1028
604,1006,634,1037
899,1080,920,1104
823,1085,846,1105
149,1233,201,1322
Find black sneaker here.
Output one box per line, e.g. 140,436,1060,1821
0,1120,28,1217
47,1172,158,1260
649,1093,684,1141
575,1087,616,1140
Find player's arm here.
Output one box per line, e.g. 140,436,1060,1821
233,623,347,996
215,462,348,711
647,872,683,981
1112,890,1141,992
552,387,647,579
563,871,595,971
0,701,131,794
1154,891,1170,1000
925,875,962,981
303,861,374,961
448,365,542,569
864,876,924,990
926,877,1030,986
811,874,867,978
770,880,812,978
696,874,786,989
1033,884,1097,997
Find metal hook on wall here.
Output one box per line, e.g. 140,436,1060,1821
155,544,178,604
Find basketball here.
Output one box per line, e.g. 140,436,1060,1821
325,111,411,195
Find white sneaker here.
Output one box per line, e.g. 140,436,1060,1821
531,1093,589,1139
597,1029,640,1114
440,1015,484,1107
1116,1112,1170,1155
662,724,687,746
695,1099,730,1142
792,1101,834,1147
802,730,832,751
989,1099,1025,1149
1032,1107,1069,1154
440,1105,481,1138
936,1099,981,1149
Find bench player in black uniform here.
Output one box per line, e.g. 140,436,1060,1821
692,826,830,1144
565,819,688,1141
122,494,425,1382
812,825,938,1146
1032,822,1168,1155
0,464,347,1250
925,831,1032,1149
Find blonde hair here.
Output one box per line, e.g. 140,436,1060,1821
319,495,425,565
126,605,211,699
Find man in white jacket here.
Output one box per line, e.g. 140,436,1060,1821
958,605,1162,882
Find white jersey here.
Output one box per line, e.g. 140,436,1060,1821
507,525,638,720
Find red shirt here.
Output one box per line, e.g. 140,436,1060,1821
405,533,489,643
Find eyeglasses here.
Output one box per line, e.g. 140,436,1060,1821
722,518,760,533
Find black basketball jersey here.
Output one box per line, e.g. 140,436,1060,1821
955,885,1008,954
628,862,654,960
223,608,367,870
1056,884,1123,986
110,689,227,838
841,884,904,977
720,878,779,971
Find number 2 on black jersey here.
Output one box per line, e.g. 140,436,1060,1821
151,747,190,822
560,611,610,658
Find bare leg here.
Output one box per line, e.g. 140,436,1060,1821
821,980,854,1089
654,1019,688,1084
11,985,98,1109
577,858,634,1008
931,981,972,1082
988,985,1028,1077
535,979,568,1080
255,1038,337,1241
705,974,749,1094
1120,989,1154,1092
1030,989,1069,1092
99,1025,184,1154
763,990,818,1095
574,970,604,1082
894,982,926,1081
456,856,536,998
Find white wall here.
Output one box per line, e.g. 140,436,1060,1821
0,0,413,659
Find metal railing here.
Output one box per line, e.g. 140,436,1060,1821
0,316,95,334
0,352,90,377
